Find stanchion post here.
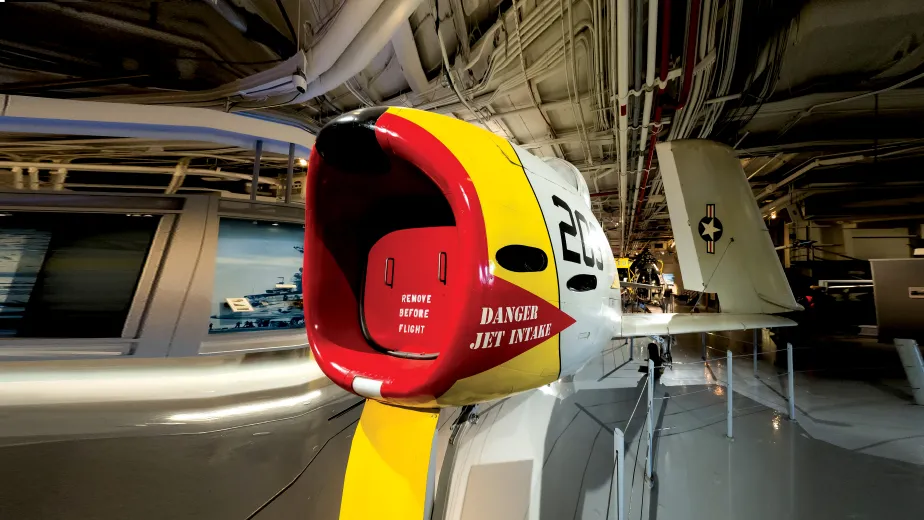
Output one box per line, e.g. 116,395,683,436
894,338,924,405
701,332,707,360
726,349,734,439
753,328,759,378
646,359,654,480
787,342,796,420
629,337,634,362
611,427,625,520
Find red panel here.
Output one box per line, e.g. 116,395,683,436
363,227,459,356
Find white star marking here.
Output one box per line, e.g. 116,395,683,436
701,218,721,240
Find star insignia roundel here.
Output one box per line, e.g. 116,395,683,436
697,204,723,254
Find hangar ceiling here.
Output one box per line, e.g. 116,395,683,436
1,0,924,254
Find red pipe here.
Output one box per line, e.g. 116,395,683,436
675,0,702,110
632,0,672,226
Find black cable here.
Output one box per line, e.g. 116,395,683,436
244,416,360,520
274,0,298,44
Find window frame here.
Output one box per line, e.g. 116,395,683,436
0,190,186,359
0,191,309,360
174,199,308,357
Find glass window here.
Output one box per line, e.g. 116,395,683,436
209,219,305,334
0,212,160,338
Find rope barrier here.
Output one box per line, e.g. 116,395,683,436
624,373,650,429
627,408,649,519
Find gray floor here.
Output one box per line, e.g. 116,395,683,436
0,384,362,520
0,337,921,519
439,334,924,520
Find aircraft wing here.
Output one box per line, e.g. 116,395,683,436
620,313,795,337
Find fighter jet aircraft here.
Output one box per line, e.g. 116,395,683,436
302,107,800,518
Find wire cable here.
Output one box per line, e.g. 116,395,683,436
624,373,650,429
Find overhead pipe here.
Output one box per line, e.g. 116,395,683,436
630,0,671,238
630,0,644,155
392,0,578,112
630,0,661,231
616,0,630,253
675,0,703,111
294,0,423,102
392,19,429,94
0,161,281,186
97,0,389,107
684,0,716,138
205,0,248,32
754,155,866,204
300,0,389,86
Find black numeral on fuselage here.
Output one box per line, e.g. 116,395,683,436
552,195,604,272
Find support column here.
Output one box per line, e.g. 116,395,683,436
250,140,263,201
11,166,23,190
611,427,625,520
727,350,734,439
753,328,760,377
646,358,654,481
701,332,707,360
285,142,295,203
895,338,924,405
787,342,796,420
52,167,68,191
27,167,39,190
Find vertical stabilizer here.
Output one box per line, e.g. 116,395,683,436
656,140,800,314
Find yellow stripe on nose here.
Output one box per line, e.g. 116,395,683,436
339,399,439,520
385,108,562,403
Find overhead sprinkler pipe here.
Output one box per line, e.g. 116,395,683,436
295,0,424,101
630,0,671,236
630,0,661,232
676,0,703,111
300,0,388,86
392,19,429,94
616,0,630,253
755,155,866,205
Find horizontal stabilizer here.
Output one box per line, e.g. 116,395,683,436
621,313,795,337
656,140,801,314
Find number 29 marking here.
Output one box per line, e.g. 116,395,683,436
552,195,604,271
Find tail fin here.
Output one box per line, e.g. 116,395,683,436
655,140,800,314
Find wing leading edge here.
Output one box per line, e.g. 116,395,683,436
620,313,795,337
